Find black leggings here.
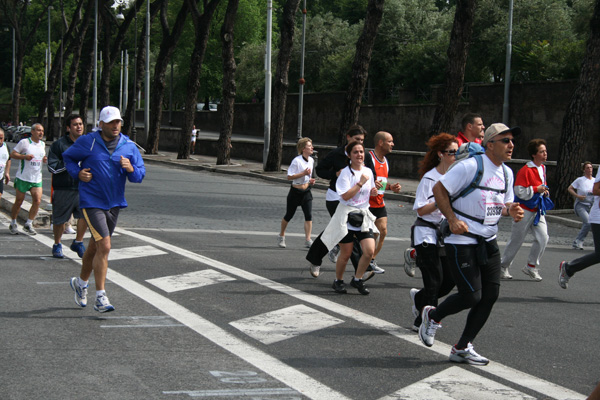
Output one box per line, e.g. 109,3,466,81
566,223,600,276
283,186,313,222
413,243,455,326
430,240,501,349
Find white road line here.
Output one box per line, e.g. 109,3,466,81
0,215,586,400
116,227,586,400
0,219,348,400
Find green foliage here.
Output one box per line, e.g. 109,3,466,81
468,0,593,83
369,0,452,93
288,12,361,93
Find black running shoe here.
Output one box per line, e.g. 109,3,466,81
350,278,370,295
331,280,347,294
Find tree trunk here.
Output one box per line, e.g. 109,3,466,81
428,0,477,137
78,30,95,128
64,0,95,130
98,0,152,110
553,0,600,209
337,0,384,145
2,1,47,126
264,0,301,172
217,0,240,165
177,0,221,160
146,0,189,154
36,0,86,139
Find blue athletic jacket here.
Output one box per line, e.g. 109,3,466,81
63,131,145,210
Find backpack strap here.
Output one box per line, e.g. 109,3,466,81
450,155,509,226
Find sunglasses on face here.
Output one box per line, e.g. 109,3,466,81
443,150,457,155
489,138,514,144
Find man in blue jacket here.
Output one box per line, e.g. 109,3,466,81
64,106,146,313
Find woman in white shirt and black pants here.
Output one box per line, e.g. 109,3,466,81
327,141,378,295
278,138,316,248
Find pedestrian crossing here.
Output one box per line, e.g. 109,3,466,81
0,215,587,400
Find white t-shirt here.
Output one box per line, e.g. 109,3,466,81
336,165,375,231
14,138,46,184
571,175,594,207
413,168,444,246
587,172,600,224
439,155,514,245
287,154,314,185
0,143,9,176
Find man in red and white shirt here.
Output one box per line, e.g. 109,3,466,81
368,131,401,272
456,113,485,146
500,138,550,281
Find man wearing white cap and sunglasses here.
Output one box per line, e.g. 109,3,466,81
63,106,146,313
418,123,524,366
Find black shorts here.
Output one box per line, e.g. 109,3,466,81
369,206,387,219
52,190,82,225
340,229,375,243
83,207,120,241
0,179,3,194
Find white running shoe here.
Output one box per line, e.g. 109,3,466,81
449,343,489,365
558,261,570,289
277,235,286,248
69,277,88,307
404,247,416,277
64,225,76,234
23,224,37,235
572,240,584,250
500,267,513,280
418,305,441,347
309,263,320,278
94,295,115,313
409,288,419,318
9,223,18,235
328,245,340,263
305,239,313,248
522,265,542,281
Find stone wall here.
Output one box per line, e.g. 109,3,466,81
168,80,599,162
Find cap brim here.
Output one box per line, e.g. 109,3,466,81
500,126,521,136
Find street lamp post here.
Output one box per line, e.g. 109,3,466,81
502,0,514,125
297,0,307,139
93,0,98,128
263,0,273,170
143,0,150,147
46,6,52,92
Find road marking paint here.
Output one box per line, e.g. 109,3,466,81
147,269,236,293
108,245,167,261
163,388,299,397
116,227,586,400
0,217,586,400
230,304,344,345
99,315,185,328
379,366,536,400
105,268,350,400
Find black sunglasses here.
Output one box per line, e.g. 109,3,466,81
443,150,457,155
489,138,514,144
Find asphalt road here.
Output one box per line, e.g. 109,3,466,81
0,163,598,400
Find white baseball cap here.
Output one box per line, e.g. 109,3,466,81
98,106,123,123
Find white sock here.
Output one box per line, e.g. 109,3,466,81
11,219,16,225
26,219,33,226
77,277,88,287
96,290,106,298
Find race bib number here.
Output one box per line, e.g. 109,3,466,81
483,192,504,225
30,159,42,168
